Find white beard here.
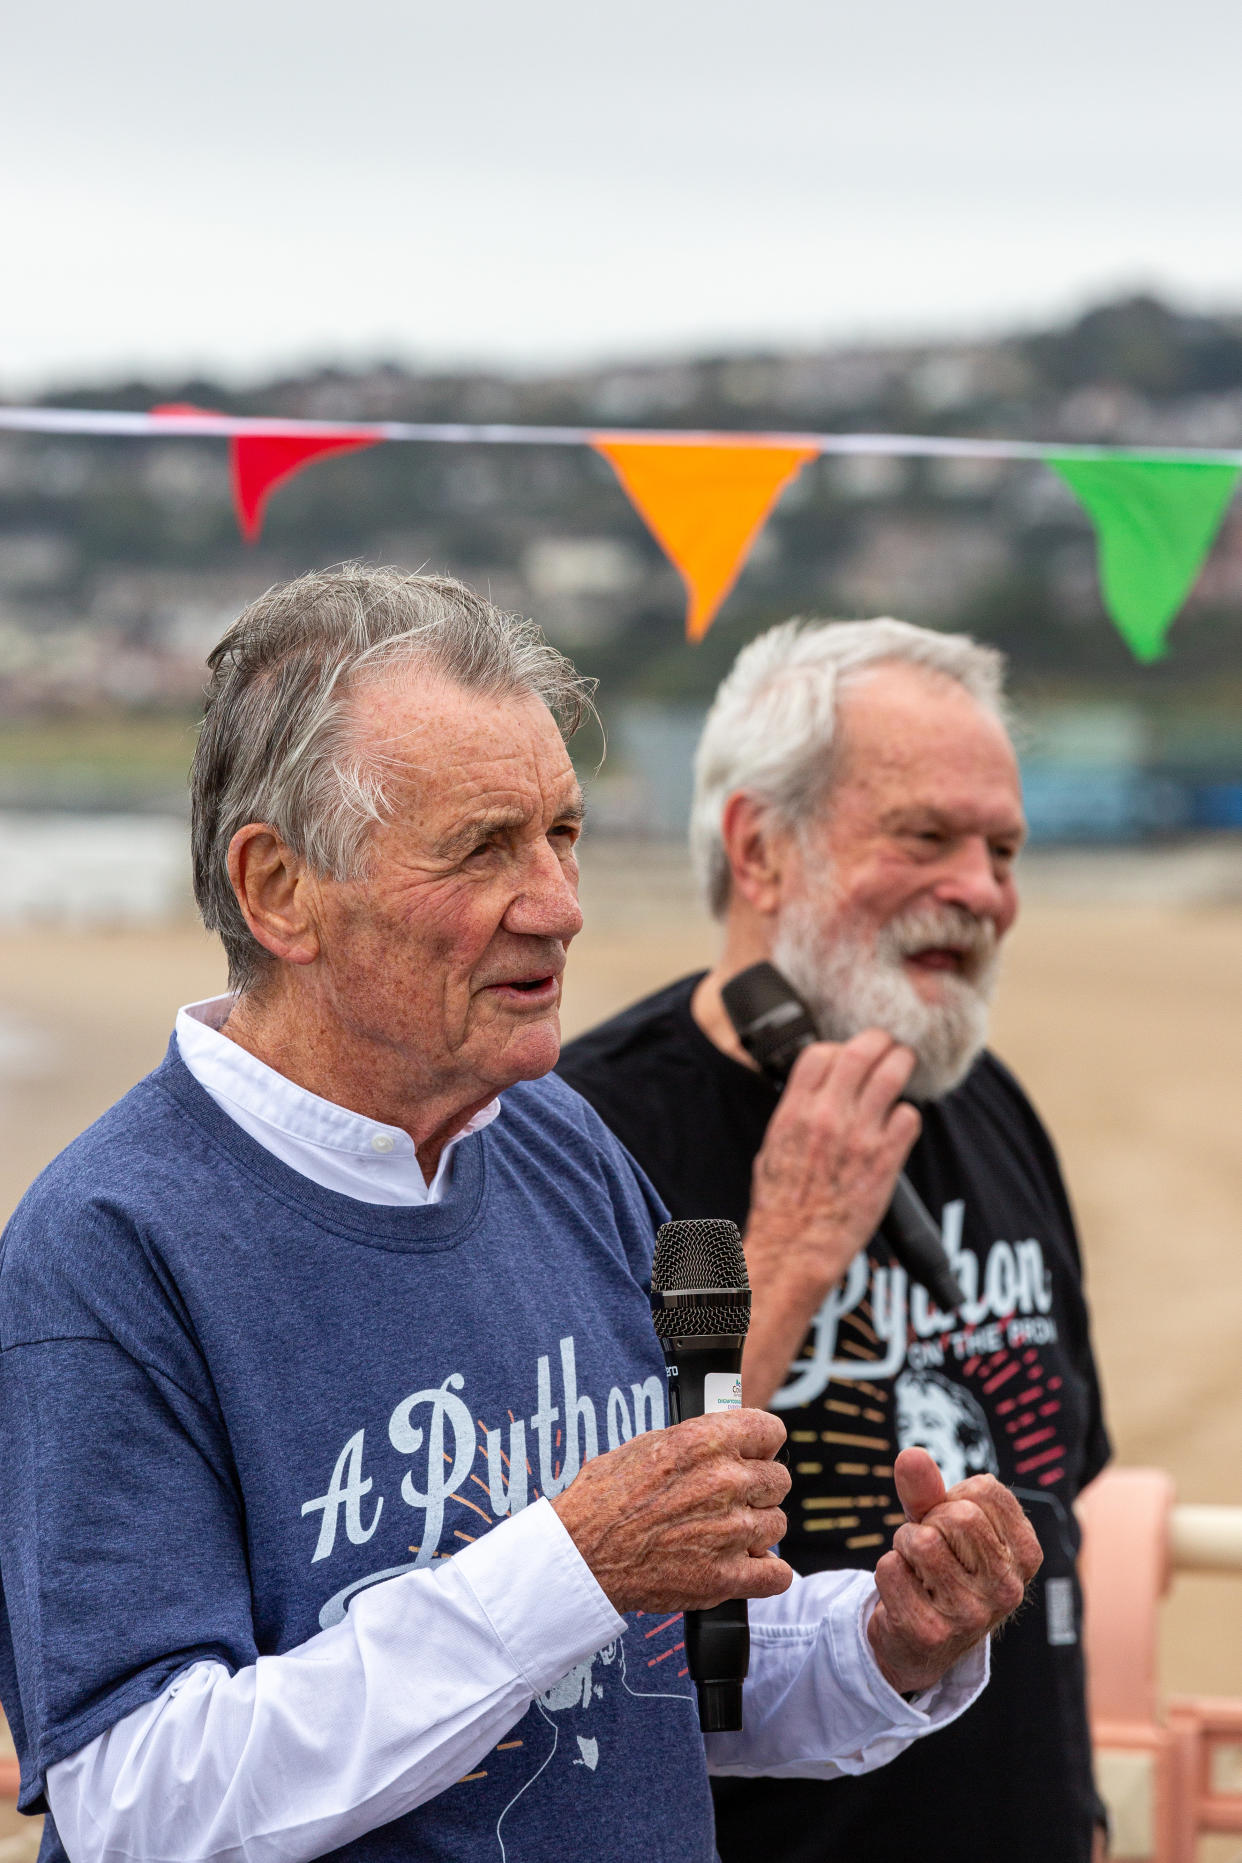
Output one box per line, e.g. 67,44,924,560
771,892,1002,1102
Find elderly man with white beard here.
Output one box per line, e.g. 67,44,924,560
558,618,1111,1863
0,580,1047,1863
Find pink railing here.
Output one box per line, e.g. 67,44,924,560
1079,1467,1242,1861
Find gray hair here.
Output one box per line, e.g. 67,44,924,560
690,617,1008,919
191,564,596,991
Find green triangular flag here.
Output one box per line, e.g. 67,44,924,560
1050,457,1239,662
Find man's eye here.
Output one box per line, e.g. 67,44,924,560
551,823,580,845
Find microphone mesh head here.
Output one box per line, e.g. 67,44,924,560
651,1219,750,1338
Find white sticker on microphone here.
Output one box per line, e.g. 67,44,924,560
704,1372,743,1413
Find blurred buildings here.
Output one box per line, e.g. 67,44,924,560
5,293,1242,838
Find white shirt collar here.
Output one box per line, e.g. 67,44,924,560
174,995,500,1207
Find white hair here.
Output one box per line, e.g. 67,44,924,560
690,617,1008,918
192,565,596,991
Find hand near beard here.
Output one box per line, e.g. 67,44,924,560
741,1031,921,1408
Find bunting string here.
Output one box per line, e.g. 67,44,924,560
2,403,1240,660
7,404,1242,462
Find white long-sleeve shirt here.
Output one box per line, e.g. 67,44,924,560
44,1001,988,1863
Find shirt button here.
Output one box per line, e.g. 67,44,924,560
370,1132,396,1154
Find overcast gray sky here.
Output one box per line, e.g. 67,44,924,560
5,0,1242,389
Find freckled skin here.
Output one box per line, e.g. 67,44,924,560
223,673,584,1178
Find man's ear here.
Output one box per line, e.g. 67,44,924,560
227,824,321,967
719,792,794,918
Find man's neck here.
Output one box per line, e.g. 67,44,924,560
219,987,494,1182
690,922,774,1071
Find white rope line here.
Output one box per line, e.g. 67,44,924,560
1,405,1241,465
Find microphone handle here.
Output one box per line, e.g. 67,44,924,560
663,1334,750,1732
683,1601,750,1734
883,1174,966,1312
718,960,965,1310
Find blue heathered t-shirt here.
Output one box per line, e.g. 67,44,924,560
0,1044,716,1863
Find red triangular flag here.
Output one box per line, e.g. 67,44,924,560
151,405,383,541
230,431,382,541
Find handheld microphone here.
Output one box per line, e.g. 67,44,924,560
651,1216,752,1734
720,961,966,1313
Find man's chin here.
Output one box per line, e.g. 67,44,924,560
903,961,966,1007
906,1049,980,1104
776,921,997,1102
488,1014,563,1088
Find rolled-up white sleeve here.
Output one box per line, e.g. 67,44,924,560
705,1567,989,1779
46,1499,623,1863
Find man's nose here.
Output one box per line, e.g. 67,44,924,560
933,837,1008,922
504,842,584,941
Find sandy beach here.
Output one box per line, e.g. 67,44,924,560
2,838,1241,1855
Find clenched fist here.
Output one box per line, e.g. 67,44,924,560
867,1448,1043,1695
552,1408,793,1615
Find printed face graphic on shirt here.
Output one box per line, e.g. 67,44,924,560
775,1198,1072,1565
894,1368,999,1488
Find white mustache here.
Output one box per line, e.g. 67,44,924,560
877,904,998,976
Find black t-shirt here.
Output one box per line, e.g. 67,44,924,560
558,974,1111,1863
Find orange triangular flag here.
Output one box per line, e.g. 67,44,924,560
592,436,818,639
231,430,381,541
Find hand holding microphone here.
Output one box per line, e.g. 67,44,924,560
551,1407,790,1617
720,963,964,1409
554,1218,788,1734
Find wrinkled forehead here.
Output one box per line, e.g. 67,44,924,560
826,663,1022,823
349,666,559,760
350,669,579,822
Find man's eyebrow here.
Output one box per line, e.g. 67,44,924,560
436,791,585,856
436,810,523,857
880,805,956,832
880,804,1025,841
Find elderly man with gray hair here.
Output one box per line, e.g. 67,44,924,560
560,617,1111,1863
0,570,1041,1863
